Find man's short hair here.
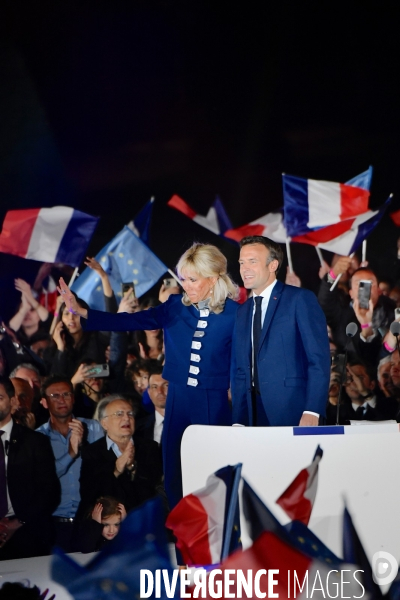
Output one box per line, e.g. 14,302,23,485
239,236,284,271
9,363,40,378
97,394,136,422
0,376,15,399
350,267,378,285
148,364,164,382
347,359,376,383
40,375,73,398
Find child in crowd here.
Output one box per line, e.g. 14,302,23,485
79,496,127,553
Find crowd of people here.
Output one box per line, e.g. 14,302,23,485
1,234,399,562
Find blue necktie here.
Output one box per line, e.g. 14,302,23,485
253,296,263,392
0,431,8,518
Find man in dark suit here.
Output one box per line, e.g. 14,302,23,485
0,376,60,559
77,395,163,520
136,364,167,445
231,236,331,427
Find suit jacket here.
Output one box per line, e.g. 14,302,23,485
77,436,163,519
231,281,331,426
7,422,60,523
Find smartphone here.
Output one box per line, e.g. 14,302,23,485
85,363,110,378
163,277,177,288
122,282,136,298
395,307,400,322
358,280,372,309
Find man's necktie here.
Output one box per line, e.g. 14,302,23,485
355,406,366,419
0,431,8,518
253,296,263,392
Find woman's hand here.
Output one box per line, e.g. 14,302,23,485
118,503,127,520
71,363,91,387
118,289,138,314
84,257,105,276
92,503,103,523
114,440,135,476
58,277,87,318
52,321,65,351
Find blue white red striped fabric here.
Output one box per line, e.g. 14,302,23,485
283,174,370,237
0,206,99,267
165,464,242,566
167,195,233,236
276,446,323,525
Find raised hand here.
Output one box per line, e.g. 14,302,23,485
71,363,92,386
91,503,103,523
114,439,135,476
68,419,84,458
118,503,127,520
52,321,65,351
84,256,105,275
118,289,138,314
57,277,87,317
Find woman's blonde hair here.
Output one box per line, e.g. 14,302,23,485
176,243,238,314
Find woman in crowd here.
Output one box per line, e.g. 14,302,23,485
9,278,52,346
44,298,109,379
59,242,238,509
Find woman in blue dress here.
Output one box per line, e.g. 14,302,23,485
58,243,239,510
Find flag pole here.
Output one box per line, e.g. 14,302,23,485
68,267,79,287
330,252,355,292
315,247,324,266
167,269,181,286
285,237,293,273
362,240,367,263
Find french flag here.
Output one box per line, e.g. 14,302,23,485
165,464,242,566
167,194,233,236
224,210,287,244
283,173,370,238
293,196,392,256
0,206,99,267
276,446,323,526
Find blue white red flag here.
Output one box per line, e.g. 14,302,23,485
276,446,323,525
71,226,167,310
293,196,392,255
0,206,98,267
166,464,242,566
283,174,370,237
127,197,155,246
168,194,233,236
224,210,287,244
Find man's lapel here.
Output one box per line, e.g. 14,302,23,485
258,280,284,350
238,298,253,362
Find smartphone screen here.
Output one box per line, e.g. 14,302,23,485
358,280,372,310
122,282,136,298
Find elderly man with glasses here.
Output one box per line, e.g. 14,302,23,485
77,394,163,521
36,375,104,552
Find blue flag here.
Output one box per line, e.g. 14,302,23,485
71,226,168,309
343,506,384,598
128,197,155,246
213,195,233,235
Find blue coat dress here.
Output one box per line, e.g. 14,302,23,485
83,294,238,508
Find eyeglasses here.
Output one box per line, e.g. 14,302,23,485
46,391,73,401
103,410,135,419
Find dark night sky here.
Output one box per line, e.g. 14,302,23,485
1,1,399,318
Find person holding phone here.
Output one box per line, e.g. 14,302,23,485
318,261,395,365
57,243,239,510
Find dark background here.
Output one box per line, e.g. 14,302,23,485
1,1,399,319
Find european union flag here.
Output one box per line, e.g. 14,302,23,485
128,197,155,246
71,226,168,310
